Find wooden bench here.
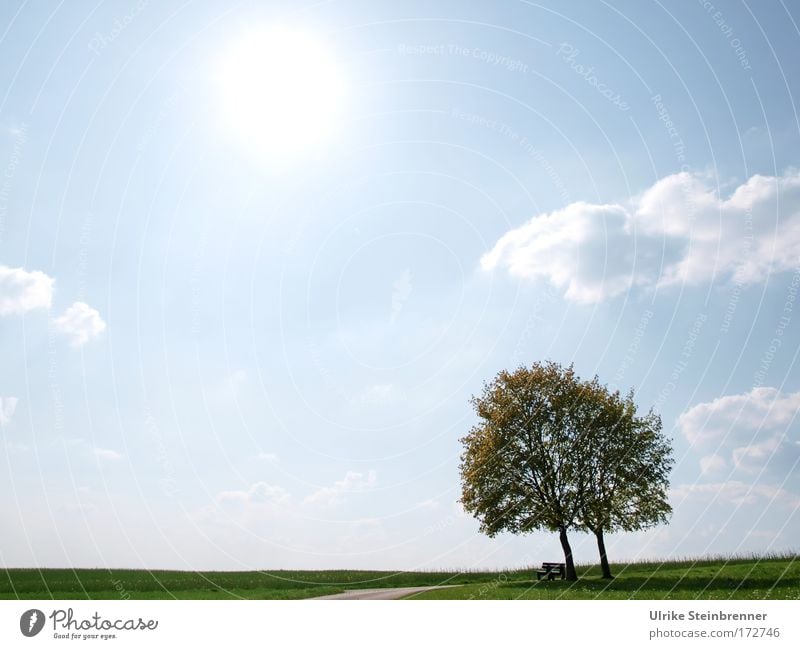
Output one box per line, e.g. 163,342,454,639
536,562,566,581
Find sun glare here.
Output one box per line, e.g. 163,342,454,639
215,26,345,161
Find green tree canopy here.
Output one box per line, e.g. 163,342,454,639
459,361,673,580
576,387,673,577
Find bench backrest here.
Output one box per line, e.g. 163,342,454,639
541,563,565,572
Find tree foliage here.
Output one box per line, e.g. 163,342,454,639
575,387,673,576
459,360,673,580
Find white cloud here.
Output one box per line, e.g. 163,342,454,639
699,453,727,475
213,472,378,516
0,265,54,315
655,481,800,558
679,387,800,445
481,202,637,303
732,437,784,472
53,301,106,346
678,387,800,481
0,396,18,426
304,470,377,507
93,448,122,461
256,452,278,463
482,169,800,302
216,482,290,509
671,481,800,508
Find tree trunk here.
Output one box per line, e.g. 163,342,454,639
558,526,577,581
595,527,613,579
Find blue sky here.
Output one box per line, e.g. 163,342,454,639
1,0,799,570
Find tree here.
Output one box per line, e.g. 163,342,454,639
575,388,673,578
459,361,673,581
459,361,600,581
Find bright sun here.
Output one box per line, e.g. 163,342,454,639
215,26,345,160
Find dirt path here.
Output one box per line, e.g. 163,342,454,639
311,585,456,600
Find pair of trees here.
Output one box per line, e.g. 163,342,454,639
459,361,673,580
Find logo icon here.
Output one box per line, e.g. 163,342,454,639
20,609,45,637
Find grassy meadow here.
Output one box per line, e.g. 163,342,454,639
408,555,800,599
2,554,797,600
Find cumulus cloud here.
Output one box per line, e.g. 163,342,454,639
671,481,800,508
678,387,800,481
699,454,727,476
54,301,106,346
205,482,292,530
213,471,377,515
216,482,290,509
663,481,800,556
0,396,18,426
482,202,639,302
196,480,397,566
0,265,54,315
482,169,800,302
679,387,800,445
304,470,377,507
93,448,123,461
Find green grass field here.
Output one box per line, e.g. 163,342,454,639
408,556,800,599
0,568,503,600
2,555,798,600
